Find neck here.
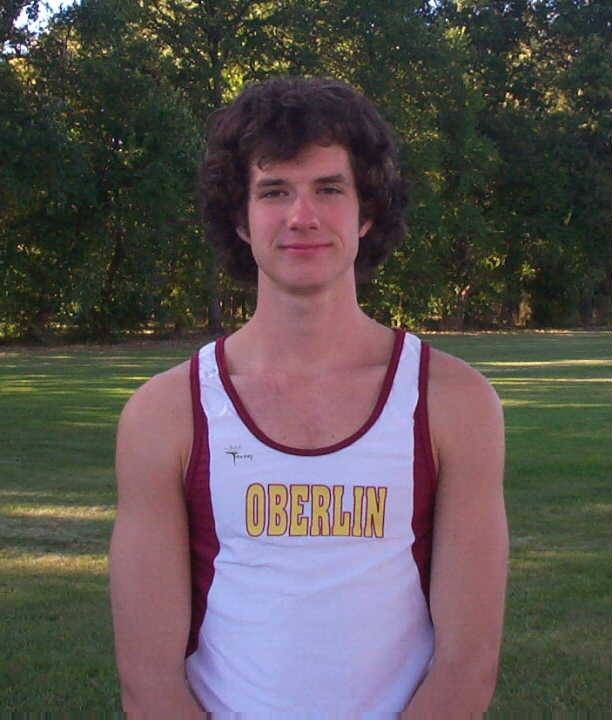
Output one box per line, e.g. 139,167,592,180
228,272,386,375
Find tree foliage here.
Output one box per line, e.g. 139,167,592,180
0,0,608,340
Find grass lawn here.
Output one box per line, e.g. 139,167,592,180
0,331,608,713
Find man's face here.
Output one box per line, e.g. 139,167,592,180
237,143,372,294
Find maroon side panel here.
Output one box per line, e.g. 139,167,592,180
411,341,438,607
184,351,220,657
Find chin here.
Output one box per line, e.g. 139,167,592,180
257,259,356,295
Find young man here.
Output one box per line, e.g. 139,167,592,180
110,77,508,718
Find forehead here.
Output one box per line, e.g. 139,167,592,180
249,143,354,185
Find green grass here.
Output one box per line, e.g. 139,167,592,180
0,331,609,713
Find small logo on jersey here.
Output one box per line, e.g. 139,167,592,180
225,445,254,465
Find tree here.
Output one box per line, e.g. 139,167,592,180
438,0,610,326
1,0,205,339
1,0,608,340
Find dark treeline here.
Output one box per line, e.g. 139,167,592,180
1,0,609,341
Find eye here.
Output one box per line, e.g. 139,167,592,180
257,188,288,199
261,190,286,199
319,186,342,195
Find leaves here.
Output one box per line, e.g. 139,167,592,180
0,0,608,340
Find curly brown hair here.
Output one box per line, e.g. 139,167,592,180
199,76,408,283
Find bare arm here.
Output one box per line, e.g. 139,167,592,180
402,349,508,719
110,364,205,718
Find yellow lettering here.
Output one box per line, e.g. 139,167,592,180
352,486,364,537
246,483,386,539
267,484,288,536
289,485,309,536
310,485,331,536
245,483,265,537
332,485,351,536
364,486,387,538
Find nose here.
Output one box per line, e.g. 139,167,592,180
288,194,320,231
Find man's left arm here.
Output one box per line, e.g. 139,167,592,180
402,349,509,719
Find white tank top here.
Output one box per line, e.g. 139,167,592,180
184,330,437,716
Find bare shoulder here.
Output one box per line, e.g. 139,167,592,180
120,359,191,426
428,347,501,411
117,359,193,490
427,347,504,475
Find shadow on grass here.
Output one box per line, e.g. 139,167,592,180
0,483,115,559
0,557,121,713
490,547,609,714
0,513,113,555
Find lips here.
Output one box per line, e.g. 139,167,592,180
280,243,332,251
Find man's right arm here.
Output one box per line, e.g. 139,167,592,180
109,365,205,718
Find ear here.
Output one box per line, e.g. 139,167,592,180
236,225,250,244
358,218,373,238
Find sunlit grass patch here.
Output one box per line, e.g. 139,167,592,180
0,504,115,520
0,549,108,575
477,359,609,367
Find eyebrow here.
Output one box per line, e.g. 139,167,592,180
315,174,349,184
253,178,287,189
253,173,350,189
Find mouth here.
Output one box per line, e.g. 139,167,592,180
280,243,333,252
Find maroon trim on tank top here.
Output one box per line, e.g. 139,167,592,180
184,352,220,658
215,328,405,457
411,341,438,608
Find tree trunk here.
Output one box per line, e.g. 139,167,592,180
93,231,124,339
